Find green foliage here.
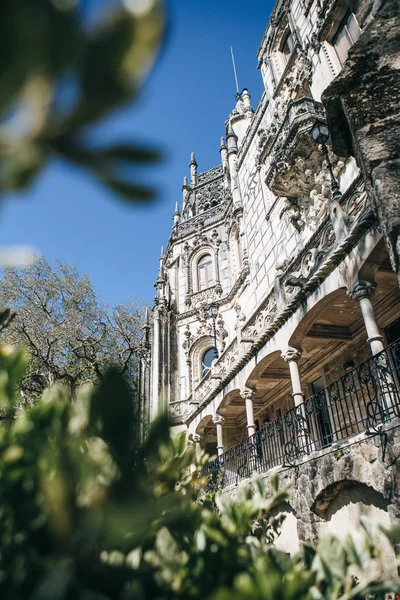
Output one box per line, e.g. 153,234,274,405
0,256,145,403
0,352,397,599
0,0,165,201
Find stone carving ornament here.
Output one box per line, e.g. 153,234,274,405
279,197,305,232
196,179,230,213
275,150,346,233
169,400,189,420
243,293,278,337
215,339,239,377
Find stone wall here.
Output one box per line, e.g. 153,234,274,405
225,424,400,570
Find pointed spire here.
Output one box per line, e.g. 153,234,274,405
189,152,197,185
173,201,181,225
155,248,166,296
220,137,227,151
242,88,253,115
183,176,188,186
142,307,151,343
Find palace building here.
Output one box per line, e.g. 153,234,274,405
138,0,400,559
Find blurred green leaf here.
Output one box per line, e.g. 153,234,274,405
0,0,166,202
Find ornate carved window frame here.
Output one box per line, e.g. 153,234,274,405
190,335,215,388
191,246,216,293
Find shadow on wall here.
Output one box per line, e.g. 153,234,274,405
312,479,397,575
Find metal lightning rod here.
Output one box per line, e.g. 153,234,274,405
230,46,240,97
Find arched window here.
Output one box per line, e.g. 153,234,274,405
201,347,215,377
197,254,214,290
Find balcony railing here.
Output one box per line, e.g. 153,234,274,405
204,339,400,489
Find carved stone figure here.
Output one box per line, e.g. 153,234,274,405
280,197,305,232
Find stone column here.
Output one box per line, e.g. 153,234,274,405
348,281,385,356
186,358,192,399
151,306,161,420
240,388,256,437
348,280,396,413
281,348,304,407
212,414,225,456
281,347,313,453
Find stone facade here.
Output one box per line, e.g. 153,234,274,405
227,422,400,570
139,0,400,557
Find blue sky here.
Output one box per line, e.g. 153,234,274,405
0,0,274,307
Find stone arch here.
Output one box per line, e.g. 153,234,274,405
288,287,348,349
195,413,217,455
243,348,295,430
311,479,389,520
195,413,214,437
214,388,247,451
215,388,242,414
245,350,282,389
311,479,397,574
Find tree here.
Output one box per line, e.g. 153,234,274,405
0,0,165,202
0,353,397,599
0,256,144,403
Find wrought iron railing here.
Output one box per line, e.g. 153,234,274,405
203,339,400,489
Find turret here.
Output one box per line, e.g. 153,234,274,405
242,88,253,115
226,122,238,155
189,152,197,185
226,123,242,212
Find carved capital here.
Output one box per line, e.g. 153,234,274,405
240,388,255,401
212,414,225,425
281,347,303,363
348,280,377,302
187,432,201,445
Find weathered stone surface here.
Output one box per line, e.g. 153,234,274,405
323,0,400,284
359,442,379,462
226,427,400,555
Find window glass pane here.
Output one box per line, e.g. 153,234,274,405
205,262,213,286
198,255,213,290
202,348,215,376
198,264,206,289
